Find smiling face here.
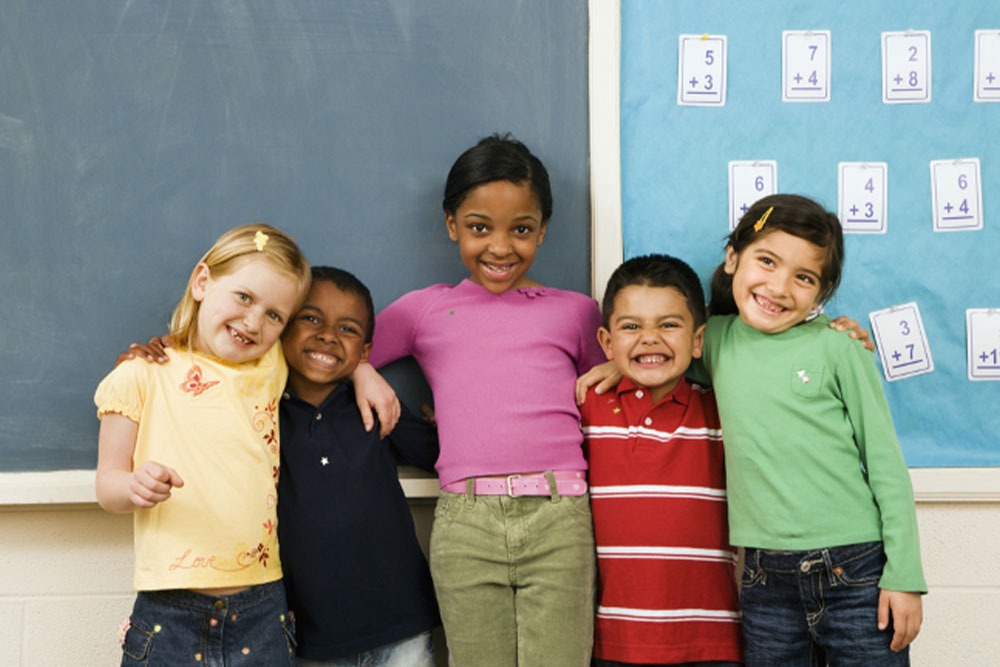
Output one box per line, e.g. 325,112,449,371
724,230,826,334
445,179,547,294
190,256,302,364
282,281,372,407
598,285,705,404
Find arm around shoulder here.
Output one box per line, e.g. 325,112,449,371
387,401,440,472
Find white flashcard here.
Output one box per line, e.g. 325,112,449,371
975,30,1000,102
838,162,888,234
930,158,983,232
728,161,777,230
967,309,1000,381
783,30,831,102
882,30,931,103
869,302,934,382
678,34,727,106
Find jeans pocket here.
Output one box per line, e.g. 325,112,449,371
433,492,462,525
740,550,765,590
831,542,885,587
121,620,154,664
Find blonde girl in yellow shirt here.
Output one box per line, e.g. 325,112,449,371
95,223,310,665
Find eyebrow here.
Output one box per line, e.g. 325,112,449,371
756,248,822,281
613,312,687,324
463,211,539,223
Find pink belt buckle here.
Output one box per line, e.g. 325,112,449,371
506,473,522,497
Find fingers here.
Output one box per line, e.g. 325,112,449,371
420,403,436,425
596,374,618,395
130,462,183,508
877,589,890,631
358,400,375,433
378,397,401,439
880,590,923,652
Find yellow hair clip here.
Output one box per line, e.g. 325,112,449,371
753,206,774,232
253,230,269,251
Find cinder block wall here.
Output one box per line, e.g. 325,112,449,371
1,480,998,666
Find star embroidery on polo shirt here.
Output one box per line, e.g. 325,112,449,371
612,407,621,414
797,369,811,383
320,457,329,466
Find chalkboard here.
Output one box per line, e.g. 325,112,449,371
0,1,590,471
621,1,999,466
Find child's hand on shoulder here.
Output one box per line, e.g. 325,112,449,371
829,316,875,352
878,589,922,652
129,461,185,508
575,360,620,405
117,336,172,365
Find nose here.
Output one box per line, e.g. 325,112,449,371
768,271,792,298
487,231,512,257
243,308,264,333
315,325,339,343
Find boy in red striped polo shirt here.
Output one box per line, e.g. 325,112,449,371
582,254,743,667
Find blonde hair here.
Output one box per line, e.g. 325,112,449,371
169,223,311,349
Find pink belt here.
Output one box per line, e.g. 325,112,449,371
441,470,588,497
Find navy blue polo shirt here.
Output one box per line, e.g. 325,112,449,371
276,381,440,660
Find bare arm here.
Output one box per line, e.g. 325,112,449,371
351,361,401,438
95,413,184,513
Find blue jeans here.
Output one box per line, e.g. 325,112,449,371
296,630,435,667
740,541,908,667
120,580,296,666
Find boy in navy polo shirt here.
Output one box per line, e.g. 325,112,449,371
277,266,439,666
582,254,742,667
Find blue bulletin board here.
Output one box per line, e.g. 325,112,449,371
620,1,1000,466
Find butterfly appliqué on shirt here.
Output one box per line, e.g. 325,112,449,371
179,365,220,397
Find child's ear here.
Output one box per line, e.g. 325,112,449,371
445,213,459,242
723,246,739,276
360,341,372,363
597,327,614,361
536,221,547,246
190,263,211,302
691,323,707,359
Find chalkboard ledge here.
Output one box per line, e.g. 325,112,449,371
0,468,443,509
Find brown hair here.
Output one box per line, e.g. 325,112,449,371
708,194,844,316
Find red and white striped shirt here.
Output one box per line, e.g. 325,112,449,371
582,377,742,664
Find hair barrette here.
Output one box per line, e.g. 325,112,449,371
753,206,774,232
253,230,270,251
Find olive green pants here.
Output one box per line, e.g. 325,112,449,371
430,482,596,667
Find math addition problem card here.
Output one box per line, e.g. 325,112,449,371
869,302,935,382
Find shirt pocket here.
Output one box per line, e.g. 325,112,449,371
789,360,825,398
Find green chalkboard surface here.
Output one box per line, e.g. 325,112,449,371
0,1,591,471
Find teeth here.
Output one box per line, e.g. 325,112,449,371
307,351,339,366
754,294,786,314
229,328,253,344
636,354,667,364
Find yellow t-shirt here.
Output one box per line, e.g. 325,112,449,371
94,344,287,590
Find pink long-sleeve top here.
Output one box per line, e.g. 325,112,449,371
370,279,606,487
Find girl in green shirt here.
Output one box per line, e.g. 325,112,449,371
705,194,924,666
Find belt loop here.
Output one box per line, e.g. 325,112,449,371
820,547,836,586
544,471,560,502
464,477,476,504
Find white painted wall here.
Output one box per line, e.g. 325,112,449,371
1,471,998,666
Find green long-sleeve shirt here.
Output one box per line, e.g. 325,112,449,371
693,314,926,592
